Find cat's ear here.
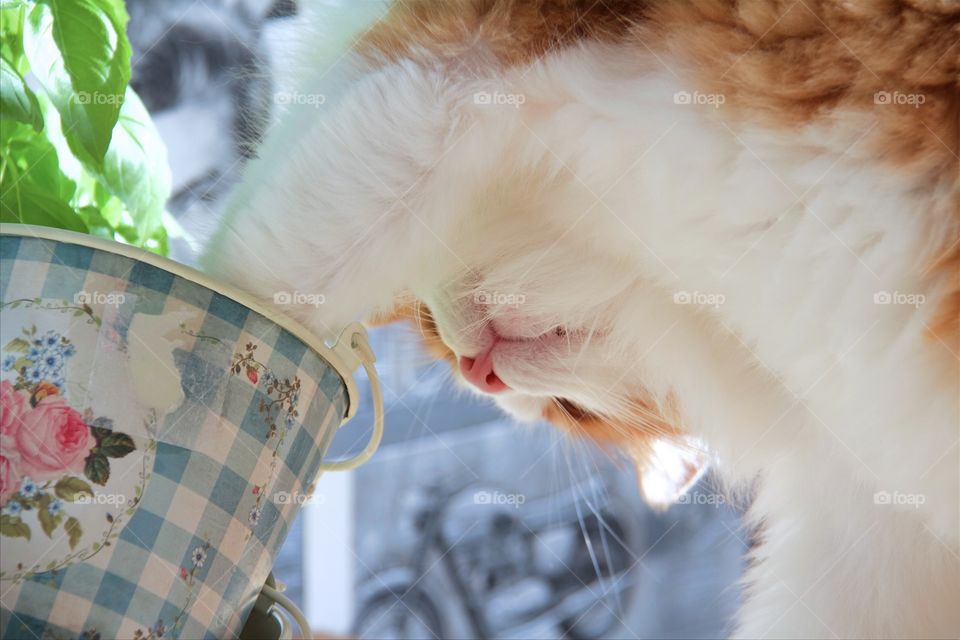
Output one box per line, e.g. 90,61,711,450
633,437,709,511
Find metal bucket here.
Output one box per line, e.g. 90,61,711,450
0,225,382,639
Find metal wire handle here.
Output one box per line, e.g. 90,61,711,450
319,323,384,472
260,582,311,639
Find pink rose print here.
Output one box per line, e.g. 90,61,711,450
15,395,95,482
0,381,28,505
1,379,28,438
0,453,21,505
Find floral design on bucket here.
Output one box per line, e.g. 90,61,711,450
231,342,301,439
0,424,154,583
231,342,301,531
133,536,213,639
0,320,152,583
0,298,102,329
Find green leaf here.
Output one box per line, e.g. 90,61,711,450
0,117,82,230
4,336,30,351
54,476,94,502
0,57,42,131
77,204,118,240
37,493,59,538
84,451,110,485
99,431,135,458
0,0,171,255
0,514,30,540
3,127,77,202
0,6,27,75
38,507,57,538
30,87,87,192
64,516,82,550
23,0,131,167
97,87,170,239
0,177,87,231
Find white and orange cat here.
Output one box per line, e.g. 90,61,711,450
202,1,959,637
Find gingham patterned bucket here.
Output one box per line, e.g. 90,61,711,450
0,225,383,639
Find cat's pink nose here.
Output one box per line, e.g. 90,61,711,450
459,353,509,394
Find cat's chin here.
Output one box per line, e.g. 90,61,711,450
491,393,552,424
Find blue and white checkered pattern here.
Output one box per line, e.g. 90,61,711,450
0,232,349,639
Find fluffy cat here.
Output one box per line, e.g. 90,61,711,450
202,1,960,636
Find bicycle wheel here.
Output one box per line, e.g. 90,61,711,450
354,587,446,640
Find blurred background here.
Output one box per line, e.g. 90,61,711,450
125,0,747,637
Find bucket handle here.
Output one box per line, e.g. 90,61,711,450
256,574,311,639
319,323,384,472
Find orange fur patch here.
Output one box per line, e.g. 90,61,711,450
368,301,459,369
543,395,694,492
926,241,960,347
542,397,684,452
355,0,959,343
637,0,960,344
354,0,647,68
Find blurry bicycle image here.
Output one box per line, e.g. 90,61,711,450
354,477,638,640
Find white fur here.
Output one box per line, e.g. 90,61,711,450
203,40,959,638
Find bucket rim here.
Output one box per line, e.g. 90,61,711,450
0,223,359,421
